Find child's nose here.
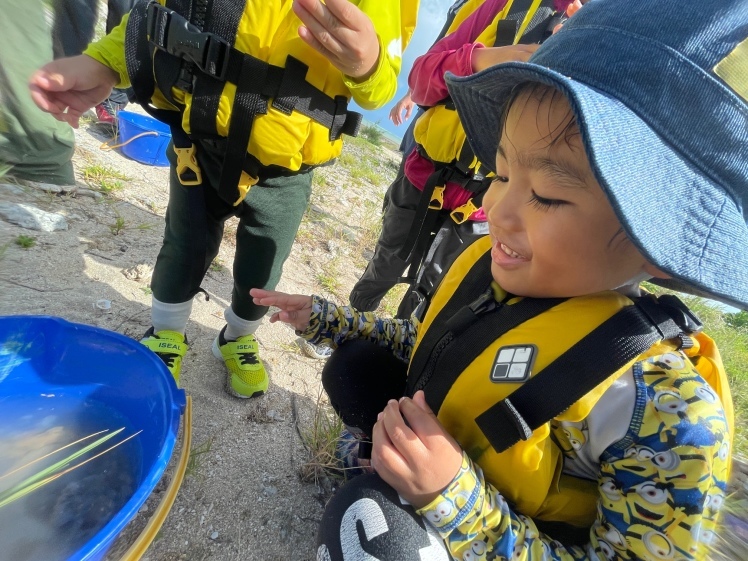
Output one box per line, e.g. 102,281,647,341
486,183,523,232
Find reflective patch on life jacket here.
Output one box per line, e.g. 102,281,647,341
490,344,537,383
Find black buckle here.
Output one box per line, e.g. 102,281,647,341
659,294,704,334
146,2,230,81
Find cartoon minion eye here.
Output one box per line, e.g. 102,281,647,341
659,353,686,369
635,482,668,505
436,500,453,517
652,450,680,471
471,540,487,555
709,493,725,511
701,530,716,545
642,531,674,559
603,527,626,548
600,479,621,500
597,539,616,560
425,511,442,524
695,385,718,403
718,441,730,462
654,390,687,414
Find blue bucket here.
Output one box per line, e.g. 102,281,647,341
0,316,188,561
116,111,171,167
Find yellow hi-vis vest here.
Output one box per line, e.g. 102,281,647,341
409,236,734,528
413,0,557,169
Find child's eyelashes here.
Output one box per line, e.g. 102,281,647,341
492,175,509,184
528,191,567,211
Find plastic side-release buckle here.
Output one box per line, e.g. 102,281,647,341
233,171,259,206
174,144,202,186
450,199,479,224
428,186,445,210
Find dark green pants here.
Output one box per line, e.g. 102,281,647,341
150,141,313,321
0,0,75,185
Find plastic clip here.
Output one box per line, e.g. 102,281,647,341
428,186,445,210
450,199,479,224
174,144,202,186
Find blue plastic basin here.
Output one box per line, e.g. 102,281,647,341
0,316,185,561
117,110,171,167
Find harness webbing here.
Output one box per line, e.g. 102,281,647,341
408,247,700,456
124,0,362,205
406,252,565,412
476,295,685,453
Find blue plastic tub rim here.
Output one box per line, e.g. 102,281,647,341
0,315,186,561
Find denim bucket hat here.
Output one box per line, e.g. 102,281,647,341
445,0,748,310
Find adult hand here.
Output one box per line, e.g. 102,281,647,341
389,91,414,126
371,391,463,508
249,288,314,332
29,55,119,128
293,0,380,80
471,44,540,73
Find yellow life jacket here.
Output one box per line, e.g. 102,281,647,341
408,236,734,529
413,0,559,172
118,0,416,204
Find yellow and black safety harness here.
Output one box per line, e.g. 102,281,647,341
124,0,363,206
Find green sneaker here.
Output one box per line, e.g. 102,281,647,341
140,327,188,384
212,326,268,398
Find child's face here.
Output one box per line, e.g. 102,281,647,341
483,87,652,298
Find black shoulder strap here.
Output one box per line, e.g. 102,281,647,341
476,294,691,453
406,249,566,410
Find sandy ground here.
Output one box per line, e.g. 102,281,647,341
0,111,401,561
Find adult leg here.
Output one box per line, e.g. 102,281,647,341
349,172,423,311
0,0,75,186
317,474,450,561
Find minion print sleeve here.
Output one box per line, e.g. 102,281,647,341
299,295,418,362
416,352,732,561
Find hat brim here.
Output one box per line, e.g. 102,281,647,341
446,64,748,311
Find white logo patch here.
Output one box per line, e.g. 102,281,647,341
490,344,536,383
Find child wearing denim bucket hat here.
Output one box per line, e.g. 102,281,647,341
253,0,745,558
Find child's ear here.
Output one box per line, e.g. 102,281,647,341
643,263,671,279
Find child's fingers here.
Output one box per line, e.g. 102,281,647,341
380,399,421,458
411,390,432,413
371,416,409,477
399,396,446,445
322,0,362,31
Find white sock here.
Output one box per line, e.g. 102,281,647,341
224,307,263,341
152,297,193,334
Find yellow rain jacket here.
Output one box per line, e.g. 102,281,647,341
85,0,417,171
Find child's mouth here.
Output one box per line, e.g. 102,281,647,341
491,240,528,265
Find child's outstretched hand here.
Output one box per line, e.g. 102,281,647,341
29,55,119,128
249,288,314,332
371,391,463,509
292,0,380,80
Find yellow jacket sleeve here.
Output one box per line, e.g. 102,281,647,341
84,13,130,89
343,0,418,110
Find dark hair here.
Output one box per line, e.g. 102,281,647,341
496,81,579,150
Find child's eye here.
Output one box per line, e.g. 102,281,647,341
492,175,509,184
528,190,567,210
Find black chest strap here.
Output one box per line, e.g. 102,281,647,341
407,248,702,455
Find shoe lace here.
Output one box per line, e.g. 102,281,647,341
156,352,179,368
238,352,259,366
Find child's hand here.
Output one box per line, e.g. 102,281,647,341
292,0,380,80
249,288,314,332
29,55,119,128
471,44,540,73
371,391,463,509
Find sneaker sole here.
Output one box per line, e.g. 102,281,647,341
295,338,332,360
212,337,267,399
